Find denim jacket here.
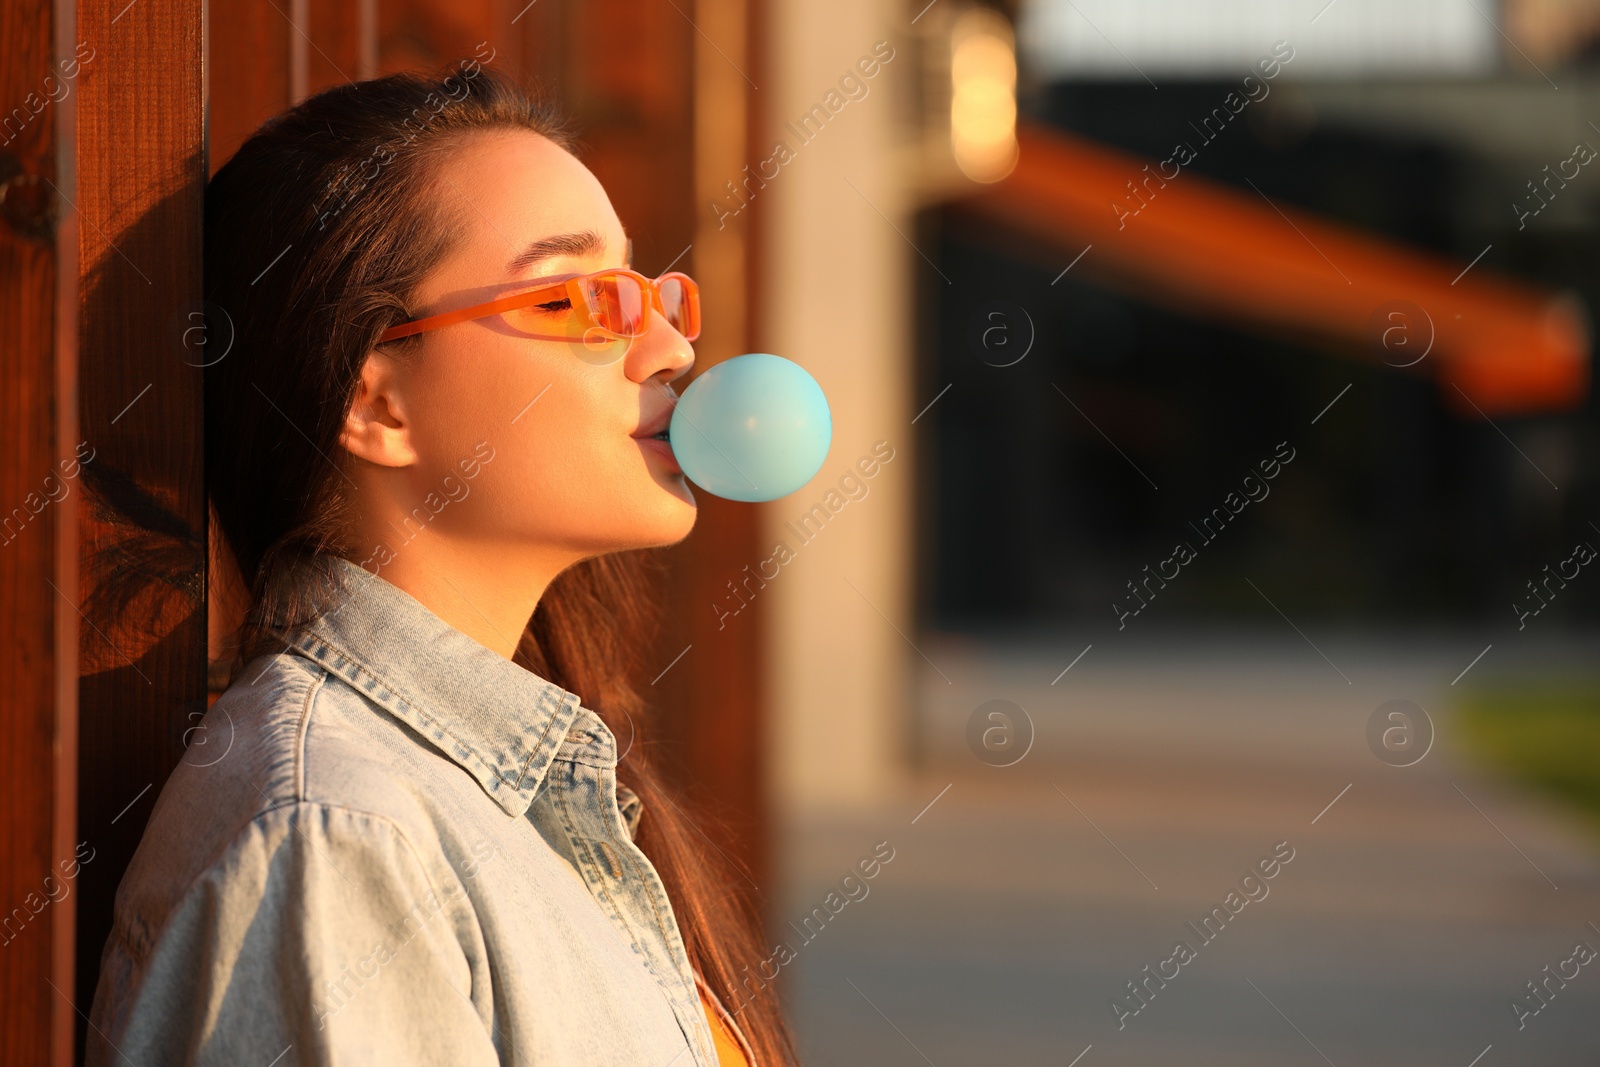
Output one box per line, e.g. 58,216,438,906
86,555,731,1066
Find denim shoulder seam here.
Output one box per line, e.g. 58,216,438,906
293,664,328,803
301,799,472,938
155,800,478,952
236,799,473,934
282,800,484,990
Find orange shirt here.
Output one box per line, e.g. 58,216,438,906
697,976,755,1066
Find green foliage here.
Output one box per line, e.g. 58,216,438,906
1455,678,1600,836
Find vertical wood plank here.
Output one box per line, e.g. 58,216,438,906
205,0,291,682
207,1,291,176
509,0,771,896
0,0,69,1059
306,0,373,96
511,0,769,891
73,0,206,1054
378,0,506,75
658,0,769,893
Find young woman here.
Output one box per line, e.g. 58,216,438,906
85,64,795,1066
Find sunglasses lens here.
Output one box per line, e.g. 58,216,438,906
499,270,697,365
660,276,700,340
582,273,648,338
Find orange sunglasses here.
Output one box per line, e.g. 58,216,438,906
376,267,701,352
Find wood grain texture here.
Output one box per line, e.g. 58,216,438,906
0,0,67,1059
378,0,505,76
73,0,206,1058
207,0,290,175
656,0,771,901
548,0,771,900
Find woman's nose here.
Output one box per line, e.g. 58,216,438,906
625,306,695,385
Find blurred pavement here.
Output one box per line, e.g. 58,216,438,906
778,631,1600,1065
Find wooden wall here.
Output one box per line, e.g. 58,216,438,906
1,0,74,1061
71,0,207,1057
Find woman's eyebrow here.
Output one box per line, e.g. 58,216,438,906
505,229,631,274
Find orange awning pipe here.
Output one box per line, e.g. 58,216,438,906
956,121,1589,417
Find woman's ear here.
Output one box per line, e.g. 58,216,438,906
339,351,420,468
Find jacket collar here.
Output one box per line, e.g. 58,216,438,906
273,555,616,820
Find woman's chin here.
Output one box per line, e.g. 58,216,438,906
659,486,699,538
652,470,698,513
630,485,699,548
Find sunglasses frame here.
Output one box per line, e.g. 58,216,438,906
375,266,701,346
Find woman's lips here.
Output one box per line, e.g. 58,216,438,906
635,434,682,474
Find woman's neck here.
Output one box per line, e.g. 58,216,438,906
346,537,573,660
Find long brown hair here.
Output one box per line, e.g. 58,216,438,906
205,65,797,1066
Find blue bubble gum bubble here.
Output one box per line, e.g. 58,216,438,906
668,353,832,503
